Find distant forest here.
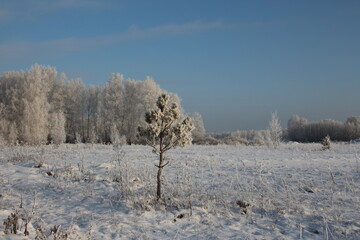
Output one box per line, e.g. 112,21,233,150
286,115,360,142
204,116,360,145
0,65,205,145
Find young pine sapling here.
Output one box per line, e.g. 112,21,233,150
138,94,194,201
322,135,331,150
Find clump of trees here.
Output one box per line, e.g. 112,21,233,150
227,130,270,146
202,112,283,147
287,115,360,142
0,64,205,145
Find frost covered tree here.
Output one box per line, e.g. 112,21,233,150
110,123,122,144
190,112,206,143
84,85,101,143
268,111,282,148
100,73,124,143
21,65,56,144
138,94,194,200
346,116,360,140
48,74,65,113
287,115,309,142
63,78,86,142
48,75,66,144
132,77,164,143
0,65,56,144
49,112,66,144
121,79,142,143
99,74,171,144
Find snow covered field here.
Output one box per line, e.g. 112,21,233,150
0,143,359,239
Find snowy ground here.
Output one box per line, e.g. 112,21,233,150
0,143,359,239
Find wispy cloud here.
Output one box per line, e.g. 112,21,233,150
32,0,105,10
127,21,226,36
0,0,112,22
0,21,226,61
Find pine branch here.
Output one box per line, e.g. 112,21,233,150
155,161,170,169
163,137,180,153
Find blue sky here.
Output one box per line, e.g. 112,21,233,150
1,0,360,132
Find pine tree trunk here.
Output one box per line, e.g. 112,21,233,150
156,159,163,200
157,137,164,200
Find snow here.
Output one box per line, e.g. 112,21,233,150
0,143,359,239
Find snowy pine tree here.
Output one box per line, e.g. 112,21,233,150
138,94,194,200
322,135,331,150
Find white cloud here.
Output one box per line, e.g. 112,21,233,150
0,21,226,61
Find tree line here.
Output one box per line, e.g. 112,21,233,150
2,64,356,146
286,115,360,142
200,113,360,145
0,64,205,145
